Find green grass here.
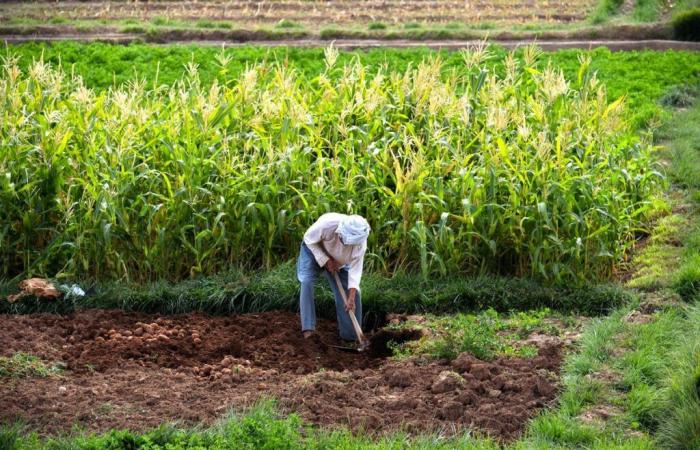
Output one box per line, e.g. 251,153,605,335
391,308,559,360
195,20,232,30
655,98,700,300
656,304,700,448
591,0,700,24
589,0,624,24
0,352,62,378
0,269,631,322
627,212,688,291
275,19,302,29
0,400,503,449
368,22,388,31
634,0,666,23
151,17,170,27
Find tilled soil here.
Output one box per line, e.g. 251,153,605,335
0,310,562,439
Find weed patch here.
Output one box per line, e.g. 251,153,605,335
0,352,62,378
388,308,565,361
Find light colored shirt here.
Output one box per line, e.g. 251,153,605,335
303,213,367,290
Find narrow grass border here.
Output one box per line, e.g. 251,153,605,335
0,265,631,323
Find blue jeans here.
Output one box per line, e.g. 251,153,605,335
297,242,362,341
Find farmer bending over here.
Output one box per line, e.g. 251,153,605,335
297,213,370,341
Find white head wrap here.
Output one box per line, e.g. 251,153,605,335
336,215,370,246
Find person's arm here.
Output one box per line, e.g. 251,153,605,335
347,251,364,290
303,216,333,268
344,247,366,311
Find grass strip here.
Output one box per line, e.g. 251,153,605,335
0,269,630,323
0,400,502,450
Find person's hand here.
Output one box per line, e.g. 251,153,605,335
325,258,340,273
345,288,357,312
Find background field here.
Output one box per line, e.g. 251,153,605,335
1,0,596,28
2,22,700,448
5,43,695,285
2,0,697,42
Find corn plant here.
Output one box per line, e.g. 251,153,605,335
0,46,662,283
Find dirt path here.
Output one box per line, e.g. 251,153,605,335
0,310,562,439
3,34,700,51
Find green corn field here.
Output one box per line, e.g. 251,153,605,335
0,45,662,283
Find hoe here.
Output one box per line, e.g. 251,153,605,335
328,272,423,355
331,271,370,353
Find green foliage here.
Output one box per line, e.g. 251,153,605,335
419,310,505,360
675,256,700,300
590,0,624,24
0,352,62,378
275,19,301,29
507,308,559,337
1,400,499,449
672,8,700,41
120,25,147,34
0,48,662,284
368,22,387,30
195,20,231,29
659,84,699,108
656,305,700,449
397,308,559,360
151,16,170,27
631,0,664,22
0,270,630,322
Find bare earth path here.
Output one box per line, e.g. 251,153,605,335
3,35,700,51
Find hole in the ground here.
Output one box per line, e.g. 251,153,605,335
367,328,424,357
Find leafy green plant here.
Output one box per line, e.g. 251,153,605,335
421,313,503,360
368,22,387,30
507,308,559,337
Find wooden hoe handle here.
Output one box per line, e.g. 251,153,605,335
332,271,366,345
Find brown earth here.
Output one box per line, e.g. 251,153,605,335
0,310,562,440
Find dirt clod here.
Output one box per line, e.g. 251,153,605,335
452,353,480,373
470,363,493,381
386,368,413,388
431,370,465,394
